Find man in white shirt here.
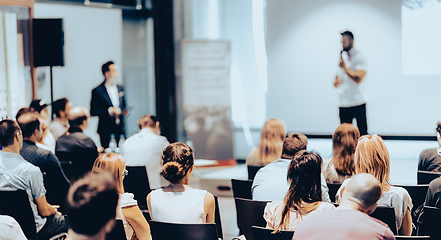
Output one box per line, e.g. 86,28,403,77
333,31,368,136
122,115,170,189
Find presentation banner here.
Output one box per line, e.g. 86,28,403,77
181,40,234,160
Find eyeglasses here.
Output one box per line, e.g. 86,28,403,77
122,169,128,177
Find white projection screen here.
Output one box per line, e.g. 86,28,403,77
266,0,441,136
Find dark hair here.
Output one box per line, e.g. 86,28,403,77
17,113,40,139
341,30,354,40
281,133,308,159
275,150,323,232
101,61,114,76
67,170,119,236
68,115,88,127
0,119,21,147
436,122,441,135
29,99,48,114
15,107,34,120
161,143,194,184
52,98,69,118
331,124,360,176
137,115,158,130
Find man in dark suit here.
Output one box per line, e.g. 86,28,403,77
90,61,128,148
56,107,99,181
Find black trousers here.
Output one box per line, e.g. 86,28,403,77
339,103,368,136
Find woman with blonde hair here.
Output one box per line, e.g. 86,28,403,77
93,153,151,240
147,142,215,223
323,123,360,184
246,119,286,166
336,135,412,236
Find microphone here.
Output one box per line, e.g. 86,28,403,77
340,50,344,58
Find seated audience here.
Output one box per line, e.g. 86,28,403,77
416,177,441,233
418,122,441,171
49,98,71,140
93,153,151,240
264,150,334,232
0,215,27,240
17,112,71,211
30,99,56,152
246,118,286,167
56,107,99,181
336,135,412,235
294,173,395,240
0,119,67,240
252,133,331,202
322,123,360,184
65,171,119,240
147,143,215,223
122,114,169,189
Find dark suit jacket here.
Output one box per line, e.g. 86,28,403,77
20,140,71,210
90,81,126,135
56,126,99,181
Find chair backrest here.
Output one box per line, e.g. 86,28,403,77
105,219,126,240
123,166,151,210
248,165,263,180
394,236,431,239
327,183,342,203
234,197,269,240
422,206,441,239
0,190,38,240
149,221,218,240
417,170,441,184
369,206,397,235
393,184,429,214
214,195,223,240
231,179,253,199
251,226,294,240
59,160,74,183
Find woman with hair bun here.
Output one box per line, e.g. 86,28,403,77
147,143,215,223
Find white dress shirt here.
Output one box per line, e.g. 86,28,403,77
122,128,170,189
105,83,120,108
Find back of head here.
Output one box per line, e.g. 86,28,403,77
16,112,40,139
29,99,48,114
342,173,381,211
355,135,390,192
52,98,69,118
67,171,119,237
92,153,125,193
161,143,194,184
258,119,286,165
332,124,360,176
68,107,89,127
15,107,34,120
137,115,158,130
281,133,307,159
0,119,21,148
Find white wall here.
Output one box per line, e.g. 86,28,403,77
34,4,122,144
266,0,441,136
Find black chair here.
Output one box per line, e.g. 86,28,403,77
327,183,342,203
394,237,430,239
214,195,223,240
234,197,269,240
421,206,441,239
105,219,126,240
393,184,429,223
231,179,253,199
369,206,397,235
0,190,38,240
149,221,218,240
417,171,441,184
248,165,263,180
251,226,294,240
123,166,151,210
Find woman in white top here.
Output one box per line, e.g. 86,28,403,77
246,119,286,166
264,150,335,232
93,153,151,240
147,142,215,223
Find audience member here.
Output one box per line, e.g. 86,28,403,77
322,123,360,184
336,135,412,235
294,173,395,240
416,177,441,233
30,99,56,152
264,150,334,232
246,118,286,166
56,107,99,181
17,112,71,212
0,119,67,240
252,133,330,202
147,143,216,223
65,171,119,240
418,122,441,171
49,98,71,140
122,114,169,189
0,215,27,240
93,153,150,240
